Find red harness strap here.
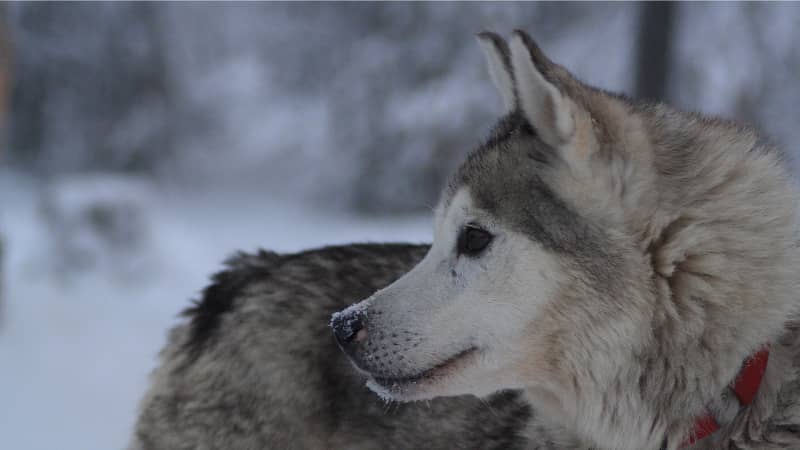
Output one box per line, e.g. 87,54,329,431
680,347,770,448
732,347,770,405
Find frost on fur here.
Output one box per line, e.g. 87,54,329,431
329,297,371,331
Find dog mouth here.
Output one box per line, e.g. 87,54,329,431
368,347,480,395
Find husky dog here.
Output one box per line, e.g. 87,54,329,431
132,30,800,449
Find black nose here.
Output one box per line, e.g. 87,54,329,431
331,310,366,347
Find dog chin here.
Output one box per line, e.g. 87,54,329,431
363,347,481,402
365,375,432,402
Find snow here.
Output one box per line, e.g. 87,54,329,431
0,169,431,450
329,297,372,329
5,3,641,214
39,174,156,278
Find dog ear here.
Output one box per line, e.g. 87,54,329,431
476,31,516,113
509,30,576,148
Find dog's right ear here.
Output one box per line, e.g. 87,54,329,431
476,31,516,113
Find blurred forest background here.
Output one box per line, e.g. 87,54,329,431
1,3,800,450
5,2,800,213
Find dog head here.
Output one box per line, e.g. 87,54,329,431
331,30,655,403
330,29,799,448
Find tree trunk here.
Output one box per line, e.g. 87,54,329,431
634,1,677,102
0,2,10,159
0,4,9,328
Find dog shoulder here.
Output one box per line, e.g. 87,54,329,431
179,249,282,360
132,243,431,449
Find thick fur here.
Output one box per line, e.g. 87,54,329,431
132,30,800,449
130,245,560,449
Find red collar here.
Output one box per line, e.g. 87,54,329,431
680,347,770,448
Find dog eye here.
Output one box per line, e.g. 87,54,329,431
457,225,493,256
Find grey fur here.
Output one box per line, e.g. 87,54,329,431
130,244,556,449
132,30,800,450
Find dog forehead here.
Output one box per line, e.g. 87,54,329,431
442,113,534,208
442,114,607,261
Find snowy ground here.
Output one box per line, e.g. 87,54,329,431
0,170,431,450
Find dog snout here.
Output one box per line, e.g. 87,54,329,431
331,309,368,349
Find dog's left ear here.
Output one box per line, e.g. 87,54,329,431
509,30,577,149
477,31,516,113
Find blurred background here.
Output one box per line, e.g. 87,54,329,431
1,3,799,449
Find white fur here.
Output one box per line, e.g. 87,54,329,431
477,34,515,113
509,34,575,147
